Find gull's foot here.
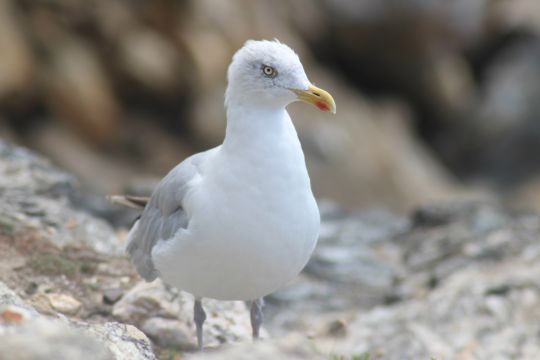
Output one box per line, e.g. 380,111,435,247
250,297,264,340
194,298,206,351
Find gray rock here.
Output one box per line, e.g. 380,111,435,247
320,252,540,359
0,281,38,316
0,140,121,254
394,203,540,299
469,40,540,186
76,321,155,360
0,140,75,196
307,205,408,289
0,281,155,360
141,317,192,349
188,334,326,360
0,318,113,360
103,288,124,305
113,280,254,351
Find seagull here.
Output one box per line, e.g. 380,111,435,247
110,39,336,350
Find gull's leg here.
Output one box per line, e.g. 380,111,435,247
194,298,206,351
250,297,264,340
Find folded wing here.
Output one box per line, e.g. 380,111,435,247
125,150,211,281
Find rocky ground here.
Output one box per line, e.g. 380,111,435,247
2,141,540,360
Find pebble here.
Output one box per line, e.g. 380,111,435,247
46,293,82,315
103,288,124,305
113,280,254,348
0,305,34,323
141,317,193,350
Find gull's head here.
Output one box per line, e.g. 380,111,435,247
225,40,336,114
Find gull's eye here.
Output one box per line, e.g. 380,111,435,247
262,65,277,78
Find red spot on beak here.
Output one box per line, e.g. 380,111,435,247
315,101,329,111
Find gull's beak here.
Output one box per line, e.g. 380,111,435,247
292,84,336,114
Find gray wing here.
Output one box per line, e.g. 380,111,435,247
126,149,212,281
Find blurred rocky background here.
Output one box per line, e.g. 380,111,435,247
1,0,539,211
3,0,540,359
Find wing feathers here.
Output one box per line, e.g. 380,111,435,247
121,149,214,281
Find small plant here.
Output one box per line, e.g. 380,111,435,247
27,253,79,276
157,348,182,360
353,353,371,360
331,353,371,360
0,216,15,234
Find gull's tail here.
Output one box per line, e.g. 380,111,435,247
106,195,149,209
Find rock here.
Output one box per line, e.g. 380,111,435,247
44,38,122,146
141,317,192,349
0,141,159,357
27,123,137,194
320,255,540,359
307,205,408,289
291,0,481,158
46,293,82,316
118,29,185,92
0,1,34,100
496,0,540,34
295,202,540,359
112,281,183,323
189,334,326,360
0,140,121,255
103,288,124,305
0,140,75,197
0,318,113,360
0,142,157,356
393,202,540,299
0,280,155,360
113,280,255,350
465,40,540,188
0,317,155,360
1,305,35,324
0,281,38,316
77,321,155,360
325,318,348,337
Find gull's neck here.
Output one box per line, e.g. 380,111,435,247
221,101,291,154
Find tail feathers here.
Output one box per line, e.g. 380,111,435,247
107,195,149,209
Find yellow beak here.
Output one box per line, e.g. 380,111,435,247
292,84,336,114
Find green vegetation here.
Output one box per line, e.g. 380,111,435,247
27,253,80,277
157,347,182,360
0,216,15,234
331,353,371,360
27,251,101,278
354,354,371,360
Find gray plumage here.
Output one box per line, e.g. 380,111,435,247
126,150,211,281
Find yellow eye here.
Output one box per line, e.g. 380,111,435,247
262,65,277,77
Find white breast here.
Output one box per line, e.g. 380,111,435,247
152,109,320,300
